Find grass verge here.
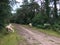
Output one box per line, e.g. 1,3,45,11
0,33,18,45
0,29,28,45
36,28,60,37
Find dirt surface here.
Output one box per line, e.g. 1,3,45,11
13,24,60,45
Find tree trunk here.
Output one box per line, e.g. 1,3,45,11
53,0,58,19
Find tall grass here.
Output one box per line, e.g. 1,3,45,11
0,32,19,45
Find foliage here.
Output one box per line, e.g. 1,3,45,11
32,13,47,25
11,0,60,32
52,21,60,32
53,0,58,18
0,0,11,30
14,1,40,24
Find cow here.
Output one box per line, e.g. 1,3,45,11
29,23,32,27
6,24,14,33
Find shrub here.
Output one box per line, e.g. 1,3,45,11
52,24,60,32
32,12,48,26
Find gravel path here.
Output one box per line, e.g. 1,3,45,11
13,24,60,45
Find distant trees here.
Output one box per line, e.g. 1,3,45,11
11,0,60,32
14,0,40,24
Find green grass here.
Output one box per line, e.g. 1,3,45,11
22,25,60,37
0,30,28,45
36,28,60,37
0,27,30,45
0,32,19,45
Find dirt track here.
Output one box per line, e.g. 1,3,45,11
13,24,60,45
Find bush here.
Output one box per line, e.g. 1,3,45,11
32,12,48,26
36,25,45,29
35,23,51,29
52,24,60,32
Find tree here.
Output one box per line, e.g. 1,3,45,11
45,0,50,22
0,0,11,30
30,0,34,3
53,0,58,19
15,0,40,24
